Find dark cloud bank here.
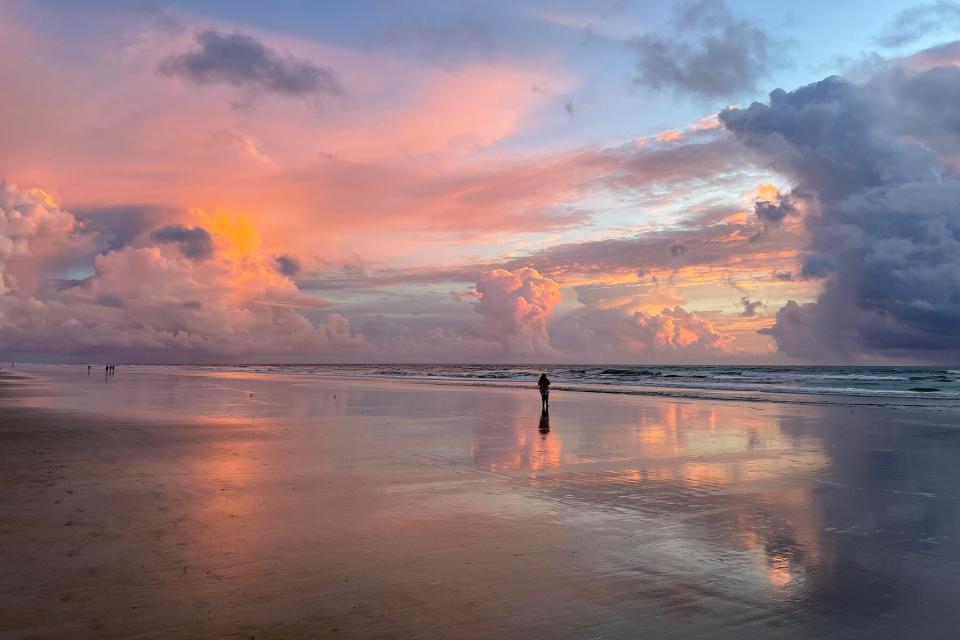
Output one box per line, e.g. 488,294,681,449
720,58,960,361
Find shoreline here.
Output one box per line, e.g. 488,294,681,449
13,362,960,412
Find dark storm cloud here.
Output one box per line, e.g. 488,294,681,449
275,255,301,277
722,74,960,360
627,0,779,99
161,30,343,103
876,1,960,48
889,63,960,161
151,224,213,260
721,78,940,200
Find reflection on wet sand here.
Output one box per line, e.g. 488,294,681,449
3,368,960,638
539,410,550,434
469,398,563,472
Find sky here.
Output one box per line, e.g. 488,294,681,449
2,0,960,363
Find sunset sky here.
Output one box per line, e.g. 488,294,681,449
2,0,960,363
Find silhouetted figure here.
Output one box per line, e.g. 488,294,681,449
87,365,91,376
539,409,550,434
538,373,551,411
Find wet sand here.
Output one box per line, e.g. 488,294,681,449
2,367,960,639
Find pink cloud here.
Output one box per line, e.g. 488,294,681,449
552,303,735,359
0,181,366,360
0,8,757,269
472,267,562,356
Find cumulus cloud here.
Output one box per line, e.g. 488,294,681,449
471,268,562,356
877,2,960,48
0,180,84,295
627,0,779,99
160,30,343,107
721,78,940,200
889,63,960,160
0,181,366,360
552,302,734,359
722,74,960,360
150,224,213,260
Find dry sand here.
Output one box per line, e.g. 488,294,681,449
2,366,960,639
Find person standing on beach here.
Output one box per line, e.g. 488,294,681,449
538,373,551,411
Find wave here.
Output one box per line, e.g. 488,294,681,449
118,363,960,409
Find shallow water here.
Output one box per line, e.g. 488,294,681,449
2,366,960,638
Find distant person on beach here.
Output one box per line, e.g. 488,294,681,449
538,373,551,411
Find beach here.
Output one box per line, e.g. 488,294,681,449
2,366,960,639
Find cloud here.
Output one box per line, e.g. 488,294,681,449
150,224,213,260
723,74,960,360
551,302,734,359
514,204,800,281
877,2,960,48
627,0,779,99
76,205,175,252
721,78,940,200
206,129,277,167
160,30,344,107
739,296,764,317
0,181,367,360
299,191,806,316
754,190,798,226
749,184,808,241
275,255,301,277
888,62,960,159
0,180,85,295
0,13,749,258
471,268,562,356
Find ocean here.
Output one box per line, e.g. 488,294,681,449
157,363,960,409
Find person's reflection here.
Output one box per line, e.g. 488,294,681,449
539,409,550,435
